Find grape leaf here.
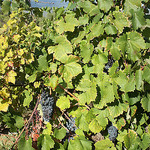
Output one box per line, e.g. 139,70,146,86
38,55,48,72
6,70,17,84
80,40,93,63
18,137,34,150
0,98,11,112
48,36,72,62
124,130,138,149
143,66,150,84
76,114,89,132
110,42,121,60
104,24,117,35
59,61,82,83
2,0,11,14
68,136,92,150
117,118,126,130
42,123,52,135
130,8,146,30
54,128,66,140
89,118,103,133
108,102,129,118
49,75,58,90
98,0,113,12
124,0,142,16
77,1,99,16
109,11,131,34
39,135,55,150
94,139,115,150
56,96,70,110
54,13,79,34
23,90,33,107
135,69,143,90
87,21,104,41
140,133,150,150
141,94,150,112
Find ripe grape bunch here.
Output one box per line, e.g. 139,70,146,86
66,117,77,133
107,125,118,142
40,91,54,122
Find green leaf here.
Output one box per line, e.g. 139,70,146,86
135,69,143,90
56,96,70,110
94,139,116,150
2,0,11,14
78,1,99,16
109,11,131,34
124,0,142,16
140,133,150,150
96,114,108,128
43,123,52,135
49,75,58,90
27,72,37,83
23,90,32,107
117,31,146,61
108,102,129,118
40,135,55,150
124,130,137,149
117,117,126,130
55,13,79,34
54,128,66,140
104,24,117,35
68,136,92,150
143,66,150,84
124,74,135,92
14,116,24,129
98,0,113,12
87,22,104,41
110,43,121,60
80,40,93,63
48,36,72,62
99,77,115,107
38,55,48,72
76,114,89,132
130,8,146,30
77,80,97,105
79,15,89,26
18,137,34,150
59,61,82,83
89,118,103,133
141,94,150,112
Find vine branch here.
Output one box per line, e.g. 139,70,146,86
11,95,41,149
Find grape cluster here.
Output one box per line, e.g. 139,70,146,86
40,91,54,122
66,117,77,133
104,58,115,73
107,125,118,141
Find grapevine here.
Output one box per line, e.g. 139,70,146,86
0,0,150,149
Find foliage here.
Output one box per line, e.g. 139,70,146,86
0,0,150,149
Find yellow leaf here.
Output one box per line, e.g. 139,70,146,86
34,82,40,88
7,50,13,57
6,70,17,84
0,61,7,74
13,34,21,43
0,98,12,112
0,102,10,112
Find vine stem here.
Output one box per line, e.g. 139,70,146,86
58,84,90,110
58,84,79,101
11,95,41,149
